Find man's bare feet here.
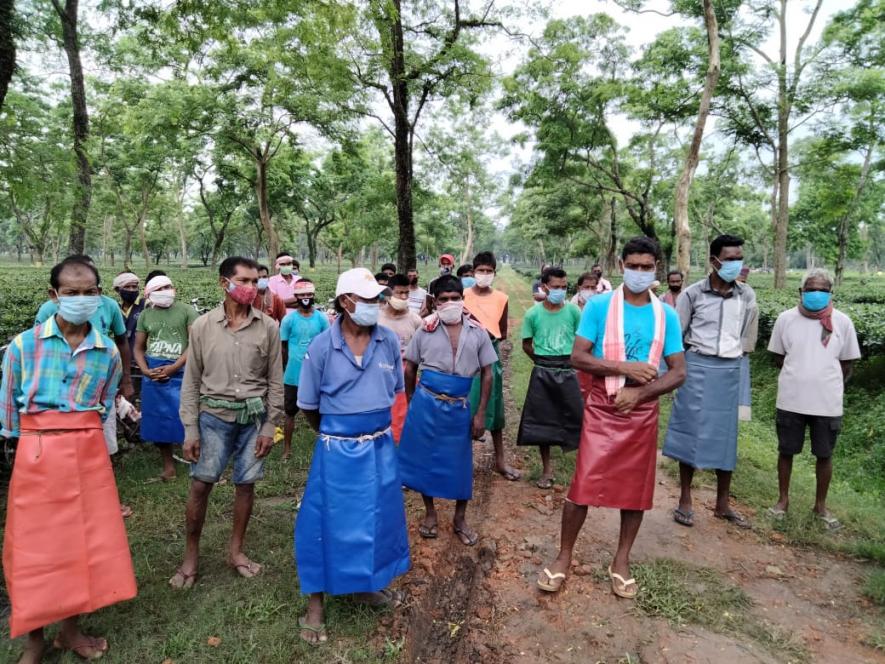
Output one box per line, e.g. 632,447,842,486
418,513,438,539
169,563,198,589
160,468,176,481
120,504,133,519
229,553,263,578
299,596,326,646
52,632,108,660
495,464,521,481
453,522,478,546
354,588,404,608
17,640,44,664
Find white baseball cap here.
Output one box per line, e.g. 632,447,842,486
335,267,386,299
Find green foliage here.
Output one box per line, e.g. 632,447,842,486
864,568,885,606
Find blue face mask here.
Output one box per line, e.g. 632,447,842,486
461,276,476,289
801,291,831,312
715,258,743,283
56,295,101,325
546,288,567,305
257,277,269,291
348,300,380,327
622,269,657,294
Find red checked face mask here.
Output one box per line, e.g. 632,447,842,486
225,279,257,305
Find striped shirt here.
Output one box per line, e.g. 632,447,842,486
0,317,122,438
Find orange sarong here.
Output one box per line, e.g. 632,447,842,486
391,391,408,444
3,410,137,637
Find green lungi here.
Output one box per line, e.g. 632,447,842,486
469,339,505,431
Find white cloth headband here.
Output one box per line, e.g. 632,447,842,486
112,272,139,289
144,275,173,296
275,255,294,267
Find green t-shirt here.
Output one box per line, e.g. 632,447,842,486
136,301,198,360
521,302,582,357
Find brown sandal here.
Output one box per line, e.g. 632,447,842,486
169,567,198,589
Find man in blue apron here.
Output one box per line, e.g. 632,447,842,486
398,275,497,546
294,268,410,645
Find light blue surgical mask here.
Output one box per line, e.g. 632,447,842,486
622,269,657,294
257,277,269,291
801,291,831,312
56,295,101,325
546,288,567,305
715,258,743,283
461,276,476,289
348,299,380,327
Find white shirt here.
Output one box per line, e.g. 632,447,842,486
768,307,861,417
407,287,427,314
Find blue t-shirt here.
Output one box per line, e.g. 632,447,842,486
35,294,126,338
577,291,683,361
280,309,330,386
297,319,404,414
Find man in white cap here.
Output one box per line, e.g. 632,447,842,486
268,251,301,313
295,267,410,645
134,275,198,479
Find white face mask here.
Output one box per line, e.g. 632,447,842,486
149,289,176,308
437,301,464,325
474,273,494,288
388,295,409,311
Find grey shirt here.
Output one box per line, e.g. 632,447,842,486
180,305,285,440
677,277,758,359
404,316,498,377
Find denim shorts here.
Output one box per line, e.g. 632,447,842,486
190,411,265,485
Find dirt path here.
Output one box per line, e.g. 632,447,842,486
389,269,883,664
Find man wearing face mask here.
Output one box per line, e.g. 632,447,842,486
517,267,584,489
253,264,287,323
767,268,860,531
134,275,198,480
398,275,496,546
1,257,136,663
663,234,758,530
171,257,284,590
456,264,476,288
279,279,329,459
295,268,409,645
406,267,428,315
379,274,423,442
537,237,685,599
591,264,613,293
113,271,143,352
660,270,684,307
268,252,301,313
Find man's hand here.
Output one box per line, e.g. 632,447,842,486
621,362,658,385
183,438,201,462
147,367,168,381
255,435,274,458
119,379,135,399
614,387,644,414
471,413,486,440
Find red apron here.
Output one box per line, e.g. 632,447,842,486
391,391,408,444
3,411,137,637
567,376,660,511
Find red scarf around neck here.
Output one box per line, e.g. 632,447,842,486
798,302,834,347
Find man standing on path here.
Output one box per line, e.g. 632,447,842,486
464,251,520,481
406,267,429,316
268,252,301,313
279,279,329,460
134,274,198,480
398,275,495,546
570,272,599,310
660,270,683,307
113,271,143,354
379,273,423,442
517,267,584,489
2,257,137,663
254,264,287,323
170,256,284,589
767,268,860,531
591,264,613,293
537,237,685,599
295,268,410,645
663,234,758,529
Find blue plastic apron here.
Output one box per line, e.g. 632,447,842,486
398,370,474,501
294,409,410,596
139,356,185,444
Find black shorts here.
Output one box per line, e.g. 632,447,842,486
776,409,841,459
284,384,299,417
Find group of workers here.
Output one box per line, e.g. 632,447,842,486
0,233,861,659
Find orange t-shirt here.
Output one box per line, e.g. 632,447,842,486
464,287,508,339
252,290,287,323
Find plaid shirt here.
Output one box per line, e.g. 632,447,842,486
0,316,122,438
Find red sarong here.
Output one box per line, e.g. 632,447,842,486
3,411,137,637
391,391,408,443
567,376,660,511
577,370,593,401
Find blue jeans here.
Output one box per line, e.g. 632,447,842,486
190,412,265,485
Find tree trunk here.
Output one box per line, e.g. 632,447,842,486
138,213,149,268
54,0,92,254
306,227,317,268
673,0,719,279
337,243,343,274
605,197,617,273
255,157,279,259
835,142,875,286
772,0,790,288
0,0,15,112
176,174,189,269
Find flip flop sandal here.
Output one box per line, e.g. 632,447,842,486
608,565,638,599
298,617,328,646
169,568,198,590
231,561,263,578
767,507,787,519
673,508,694,527
53,635,109,660
499,468,521,481
815,513,843,531
454,526,479,546
536,477,555,490
418,523,439,539
714,511,752,529
537,567,566,592
357,589,404,608
120,505,133,519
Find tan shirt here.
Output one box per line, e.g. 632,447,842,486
180,305,284,439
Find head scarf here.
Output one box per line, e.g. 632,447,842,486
293,280,315,296
275,255,295,268
144,275,173,297
112,272,140,289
